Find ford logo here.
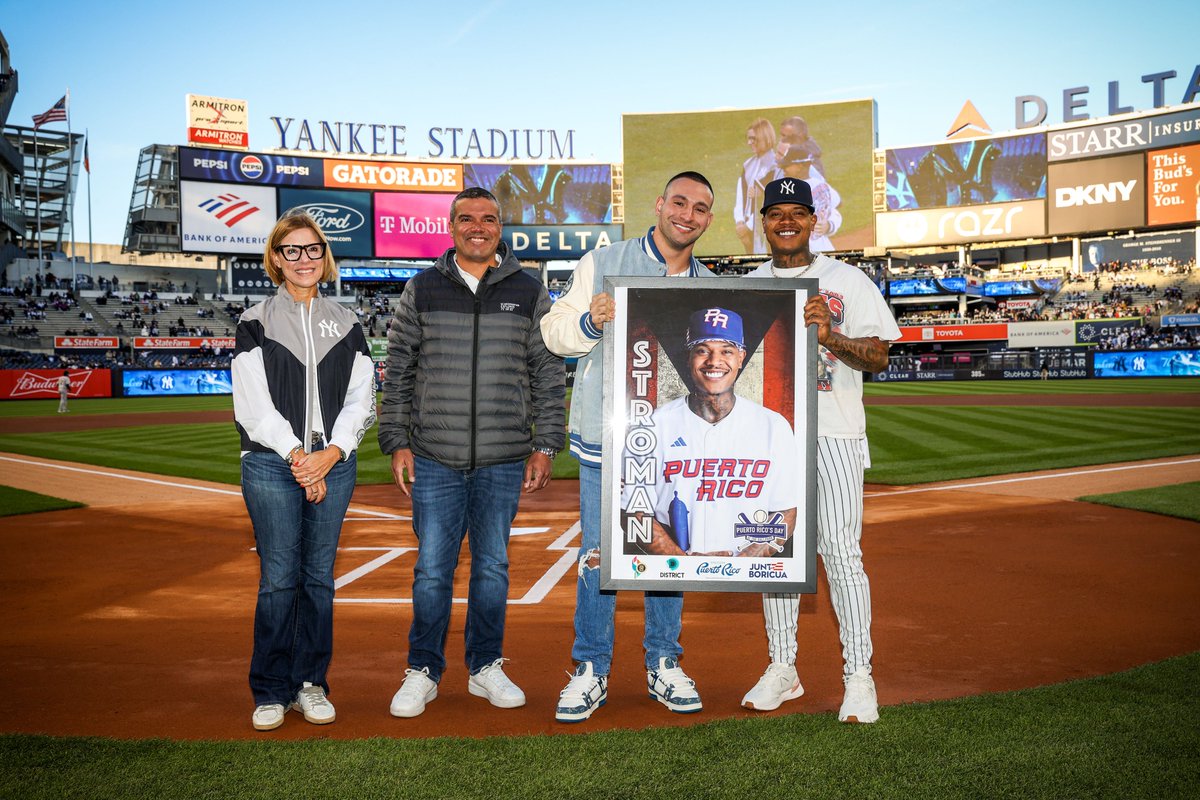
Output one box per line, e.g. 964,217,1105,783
296,203,365,233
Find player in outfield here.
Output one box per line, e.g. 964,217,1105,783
540,171,717,723
624,306,799,558
742,177,900,723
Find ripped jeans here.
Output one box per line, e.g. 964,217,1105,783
571,461,683,676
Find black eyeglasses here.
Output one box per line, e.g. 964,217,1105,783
274,243,326,261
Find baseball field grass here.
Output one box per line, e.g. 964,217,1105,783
1080,480,1200,523
0,485,82,516
0,379,1195,486
2,652,1197,800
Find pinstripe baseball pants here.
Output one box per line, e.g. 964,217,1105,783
761,436,872,676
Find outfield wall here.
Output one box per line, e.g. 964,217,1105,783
874,348,1200,381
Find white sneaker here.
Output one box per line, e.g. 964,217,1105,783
741,662,804,711
390,667,438,718
647,657,702,714
251,703,287,731
556,662,607,723
291,681,336,725
468,658,526,708
838,667,879,723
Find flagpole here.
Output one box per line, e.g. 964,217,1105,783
86,130,93,286
34,122,42,267
63,88,75,289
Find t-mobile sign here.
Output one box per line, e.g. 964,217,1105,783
374,192,455,258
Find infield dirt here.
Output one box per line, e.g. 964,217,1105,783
2,442,1198,741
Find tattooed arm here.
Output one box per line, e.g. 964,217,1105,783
805,294,890,373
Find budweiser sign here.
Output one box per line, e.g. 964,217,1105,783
133,337,236,349
0,369,112,400
55,336,120,349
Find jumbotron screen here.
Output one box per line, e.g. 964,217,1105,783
122,369,233,396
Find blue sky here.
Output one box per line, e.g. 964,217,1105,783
3,0,1198,245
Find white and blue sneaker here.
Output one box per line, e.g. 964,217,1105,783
647,657,702,714
556,662,608,723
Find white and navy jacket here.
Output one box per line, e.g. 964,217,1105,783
233,285,376,460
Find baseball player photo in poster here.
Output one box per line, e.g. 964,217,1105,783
600,278,818,593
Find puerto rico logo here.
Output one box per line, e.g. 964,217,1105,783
198,193,261,227
696,561,741,578
734,511,787,553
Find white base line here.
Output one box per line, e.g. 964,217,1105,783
0,454,410,521
866,457,1200,498
334,521,582,606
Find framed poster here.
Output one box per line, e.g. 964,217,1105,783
600,277,818,593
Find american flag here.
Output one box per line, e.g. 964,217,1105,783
33,95,68,129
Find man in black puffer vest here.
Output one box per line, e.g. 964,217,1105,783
379,186,565,719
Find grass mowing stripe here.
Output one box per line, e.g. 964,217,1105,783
0,396,236,417
1,652,1196,799
2,403,1195,488
866,406,1200,484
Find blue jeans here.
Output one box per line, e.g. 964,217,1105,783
408,456,524,682
242,448,356,706
572,462,683,676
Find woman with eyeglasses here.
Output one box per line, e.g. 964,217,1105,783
232,210,376,731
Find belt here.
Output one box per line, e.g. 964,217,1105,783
310,431,323,446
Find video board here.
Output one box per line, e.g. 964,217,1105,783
623,100,876,256
884,132,1046,211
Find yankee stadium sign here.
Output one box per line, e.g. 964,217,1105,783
270,116,577,160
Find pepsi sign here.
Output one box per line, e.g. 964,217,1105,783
180,147,323,187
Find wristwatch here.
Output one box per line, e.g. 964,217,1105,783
533,446,558,459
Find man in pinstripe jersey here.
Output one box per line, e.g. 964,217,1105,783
742,178,901,723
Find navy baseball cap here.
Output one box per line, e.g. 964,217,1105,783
760,177,815,213
686,308,745,349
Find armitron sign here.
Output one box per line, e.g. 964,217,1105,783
187,93,249,151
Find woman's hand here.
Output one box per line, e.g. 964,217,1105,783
291,446,343,498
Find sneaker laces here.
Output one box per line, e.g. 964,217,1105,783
758,662,795,689
654,662,695,691
560,667,599,700
400,667,432,697
476,658,516,689
843,671,874,701
296,684,330,710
